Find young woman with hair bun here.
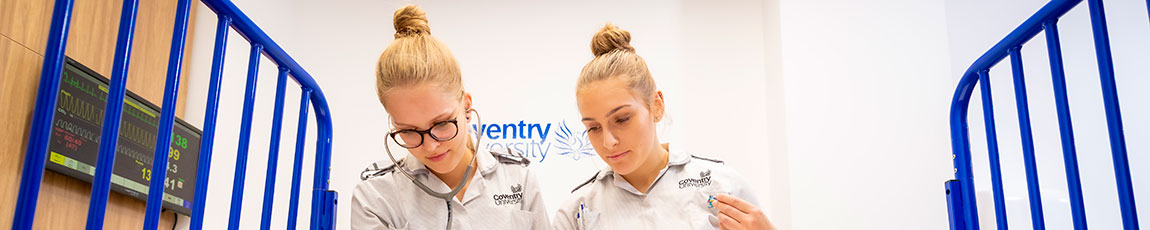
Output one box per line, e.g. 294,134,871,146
552,24,776,230
350,5,550,230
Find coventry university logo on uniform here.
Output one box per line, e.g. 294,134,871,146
471,120,595,163
494,184,524,206
679,169,713,189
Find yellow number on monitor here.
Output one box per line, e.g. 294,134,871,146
141,168,152,182
169,147,180,161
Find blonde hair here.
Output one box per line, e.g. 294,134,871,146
376,4,463,105
577,24,657,107
377,5,476,151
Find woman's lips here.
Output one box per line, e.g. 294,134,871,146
606,150,630,161
427,150,449,162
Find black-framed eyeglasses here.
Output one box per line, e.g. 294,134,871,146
389,119,459,149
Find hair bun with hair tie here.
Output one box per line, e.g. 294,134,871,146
590,23,635,57
393,4,430,38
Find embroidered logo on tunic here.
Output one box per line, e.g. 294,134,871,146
678,169,713,189
494,184,524,205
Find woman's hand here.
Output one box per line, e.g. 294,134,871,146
714,194,776,230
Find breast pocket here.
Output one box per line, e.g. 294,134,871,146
687,190,723,230
576,211,601,230
506,209,536,229
471,208,537,229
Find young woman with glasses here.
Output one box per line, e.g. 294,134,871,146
349,5,549,230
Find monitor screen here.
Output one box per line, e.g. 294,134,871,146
47,57,200,215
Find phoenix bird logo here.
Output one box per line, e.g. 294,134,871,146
554,121,595,160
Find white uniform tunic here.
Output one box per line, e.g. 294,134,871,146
551,150,760,230
351,147,550,229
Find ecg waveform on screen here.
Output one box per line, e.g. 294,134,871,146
59,73,103,125
59,71,159,127
121,122,157,150
62,71,104,101
48,59,202,214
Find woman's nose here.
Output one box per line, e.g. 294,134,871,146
420,133,441,151
600,129,619,149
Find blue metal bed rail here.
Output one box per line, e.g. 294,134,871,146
947,0,1142,229
11,0,337,229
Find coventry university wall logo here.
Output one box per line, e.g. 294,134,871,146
554,121,595,160
471,120,596,163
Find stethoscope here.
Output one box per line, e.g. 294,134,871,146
383,108,482,230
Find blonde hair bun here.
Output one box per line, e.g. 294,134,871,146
376,4,462,106
394,4,430,38
590,23,634,57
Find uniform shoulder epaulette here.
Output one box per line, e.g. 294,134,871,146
691,155,725,164
491,147,530,166
360,160,398,181
571,171,601,193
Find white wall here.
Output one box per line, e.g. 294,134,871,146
945,0,1150,229
776,0,954,229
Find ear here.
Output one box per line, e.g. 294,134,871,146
652,90,665,122
463,92,474,120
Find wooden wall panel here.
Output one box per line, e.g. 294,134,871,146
1,0,199,228
0,33,45,230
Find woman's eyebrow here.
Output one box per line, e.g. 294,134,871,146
582,104,630,121
394,110,456,129
605,105,630,117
